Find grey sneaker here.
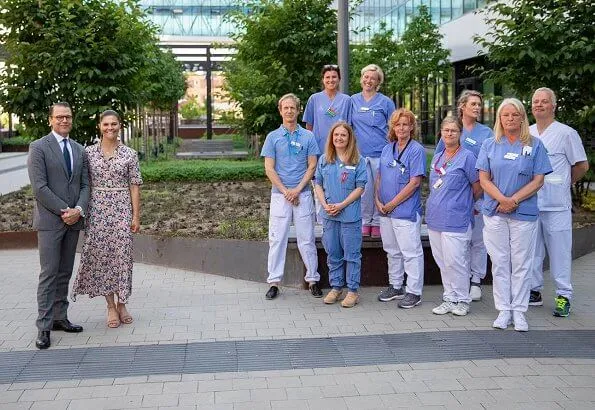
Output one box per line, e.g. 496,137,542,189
378,285,405,302
398,293,422,309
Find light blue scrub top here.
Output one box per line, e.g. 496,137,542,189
436,122,493,158
315,155,367,223
426,147,479,233
260,125,320,193
378,139,426,222
303,91,351,154
476,136,553,221
350,92,396,158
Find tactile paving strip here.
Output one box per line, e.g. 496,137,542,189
0,330,593,384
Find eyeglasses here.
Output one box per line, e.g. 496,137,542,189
53,115,73,122
441,129,460,135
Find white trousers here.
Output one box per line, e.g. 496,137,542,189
483,215,537,312
470,212,488,283
267,191,320,284
361,157,381,227
531,210,573,299
311,180,323,224
379,214,424,296
429,226,472,304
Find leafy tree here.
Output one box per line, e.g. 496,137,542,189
223,0,337,136
0,0,184,143
349,23,401,98
474,0,594,137
390,5,450,139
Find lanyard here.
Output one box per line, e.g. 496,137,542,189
433,146,461,175
392,138,412,167
284,127,302,155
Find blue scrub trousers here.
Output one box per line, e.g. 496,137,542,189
322,219,362,292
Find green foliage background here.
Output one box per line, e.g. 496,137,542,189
0,0,186,143
141,160,266,182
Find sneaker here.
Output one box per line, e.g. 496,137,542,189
512,311,529,332
470,283,482,301
362,225,371,236
553,295,571,317
309,283,323,298
370,226,381,238
492,310,512,329
452,302,470,316
265,285,279,300
529,290,543,306
432,301,456,315
398,293,422,309
341,291,359,308
324,289,342,304
378,285,405,302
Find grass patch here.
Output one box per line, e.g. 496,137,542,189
140,159,265,182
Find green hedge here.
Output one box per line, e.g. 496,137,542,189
141,159,266,182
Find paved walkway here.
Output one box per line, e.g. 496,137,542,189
0,153,29,196
1,249,594,409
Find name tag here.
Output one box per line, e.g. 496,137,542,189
522,146,533,156
433,178,443,189
504,152,518,160
290,141,302,148
345,165,356,170
465,137,477,145
359,107,370,112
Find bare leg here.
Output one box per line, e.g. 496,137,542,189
117,294,133,324
105,294,120,328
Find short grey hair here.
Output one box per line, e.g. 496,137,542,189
533,87,557,108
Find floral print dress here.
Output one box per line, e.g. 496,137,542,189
72,144,142,303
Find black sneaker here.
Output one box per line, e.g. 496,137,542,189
529,290,543,306
309,283,323,298
398,293,422,309
265,286,279,300
378,285,405,302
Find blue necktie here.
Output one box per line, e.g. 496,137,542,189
63,139,72,178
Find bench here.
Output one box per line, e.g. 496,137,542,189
175,139,249,160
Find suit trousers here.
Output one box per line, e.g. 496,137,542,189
36,227,80,331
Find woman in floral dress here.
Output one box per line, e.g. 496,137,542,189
72,110,142,328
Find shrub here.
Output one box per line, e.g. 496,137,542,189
140,159,266,182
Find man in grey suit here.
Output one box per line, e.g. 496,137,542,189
28,102,89,349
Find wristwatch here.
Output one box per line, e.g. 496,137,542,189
75,205,85,217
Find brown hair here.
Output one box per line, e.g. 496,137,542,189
387,108,417,142
100,109,121,122
324,122,360,166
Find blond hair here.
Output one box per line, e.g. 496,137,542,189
387,108,417,142
324,122,360,166
277,93,300,110
493,98,532,145
457,90,483,119
360,64,384,90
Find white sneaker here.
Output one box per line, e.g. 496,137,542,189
432,301,456,315
492,311,512,329
452,302,470,316
512,311,529,332
470,283,482,301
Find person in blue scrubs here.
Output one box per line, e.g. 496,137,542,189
476,98,552,332
304,65,352,222
427,116,481,317
260,93,322,300
375,108,426,309
350,64,396,238
303,65,351,154
314,122,367,308
436,90,493,301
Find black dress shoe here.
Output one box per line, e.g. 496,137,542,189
309,283,323,298
35,330,51,349
265,285,279,300
52,319,83,333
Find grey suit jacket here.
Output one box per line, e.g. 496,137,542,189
27,133,90,231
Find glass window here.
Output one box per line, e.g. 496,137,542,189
463,0,477,13
430,0,441,25
440,0,452,24
452,0,463,19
